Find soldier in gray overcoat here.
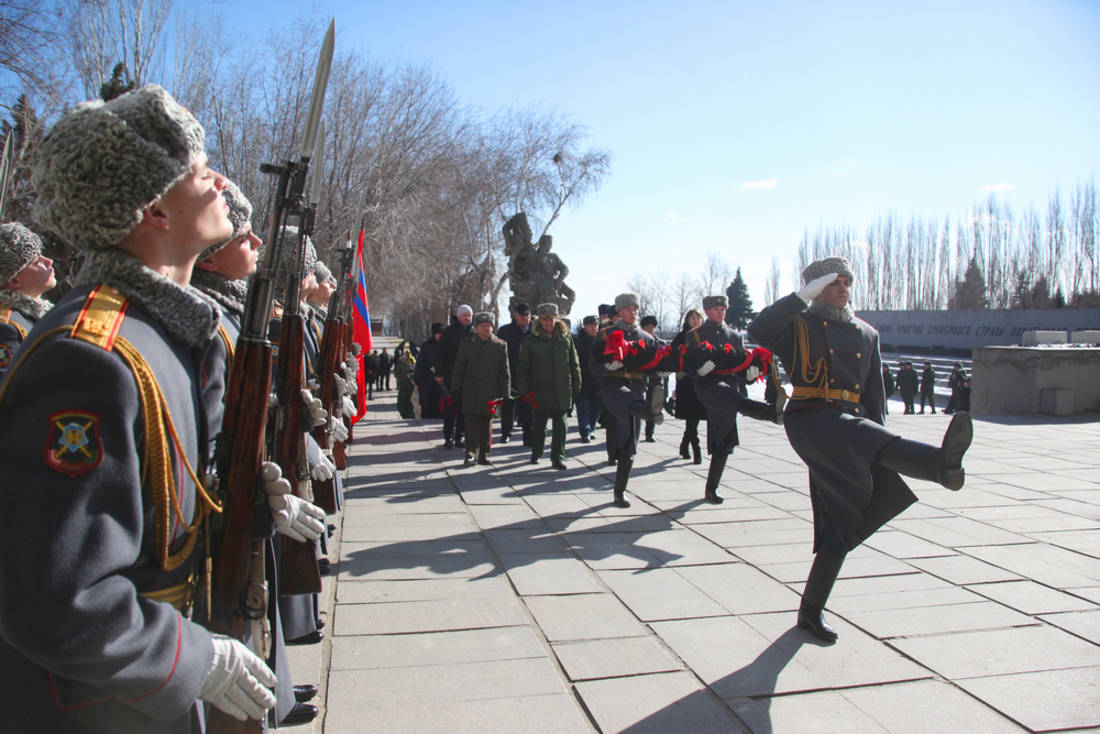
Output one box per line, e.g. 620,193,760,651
0,85,280,731
592,292,663,507
749,256,973,644
0,221,56,378
516,302,581,469
451,311,510,466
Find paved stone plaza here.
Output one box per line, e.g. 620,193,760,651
287,399,1100,733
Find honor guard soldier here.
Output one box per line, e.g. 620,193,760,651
0,221,56,378
0,85,277,731
592,292,663,507
749,256,972,644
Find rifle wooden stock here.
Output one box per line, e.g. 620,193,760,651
342,319,355,445
275,312,323,597
207,341,272,734
309,313,343,510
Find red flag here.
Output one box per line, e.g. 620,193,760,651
351,229,372,423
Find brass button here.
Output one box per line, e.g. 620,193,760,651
830,378,836,384
856,352,862,358
841,389,850,400
829,348,835,354
823,321,828,326
854,383,860,389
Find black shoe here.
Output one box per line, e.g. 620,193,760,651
939,412,973,490
580,434,591,443
287,630,324,645
704,488,724,504
293,684,318,703
613,491,631,508
315,617,325,630
607,457,617,466
282,701,319,725
529,455,540,464
327,523,335,538
644,435,656,443
455,438,465,448
552,460,566,470
797,606,838,643
500,434,510,444
443,439,454,449
463,454,475,467
679,438,690,459
477,457,491,465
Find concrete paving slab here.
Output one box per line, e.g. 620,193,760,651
827,585,988,615
523,593,650,641
675,562,802,614
906,554,1023,584
497,552,606,595
955,666,1100,732
551,636,684,681
1037,608,1100,644
839,600,1036,638
336,576,515,604
861,529,955,558
330,625,546,671
889,625,1100,678
889,516,1031,547
965,579,1099,614
482,528,571,554
574,671,746,733
464,503,545,528
965,542,1100,588
335,596,529,635
325,693,594,734
598,567,730,621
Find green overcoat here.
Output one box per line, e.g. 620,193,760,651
451,333,510,415
516,319,581,413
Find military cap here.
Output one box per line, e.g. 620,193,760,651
274,225,318,287
473,311,494,326
536,302,558,317
702,295,728,310
313,260,332,283
582,315,597,325
597,303,615,317
614,292,640,312
0,222,45,284
199,181,253,260
640,315,658,328
511,301,530,315
801,255,854,284
33,85,207,251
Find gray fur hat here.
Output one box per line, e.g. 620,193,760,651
199,181,253,261
473,311,494,326
33,84,206,251
0,222,44,284
275,225,318,286
535,302,558,317
702,295,728,310
802,256,854,284
313,260,332,283
614,292,640,312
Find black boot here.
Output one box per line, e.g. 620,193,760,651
875,412,972,490
704,455,725,504
613,458,633,508
679,435,690,459
797,551,845,643
691,439,702,465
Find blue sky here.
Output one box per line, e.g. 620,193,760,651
192,0,1099,321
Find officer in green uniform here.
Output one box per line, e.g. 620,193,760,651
451,311,510,466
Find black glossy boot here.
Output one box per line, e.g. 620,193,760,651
797,551,845,643
679,435,690,459
691,438,702,465
704,455,725,504
613,458,633,508
875,412,972,490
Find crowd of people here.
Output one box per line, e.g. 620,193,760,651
0,83,978,732
882,360,972,414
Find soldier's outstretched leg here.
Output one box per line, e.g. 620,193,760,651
797,551,845,643
737,397,782,424
613,458,633,508
704,453,725,504
874,412,973,490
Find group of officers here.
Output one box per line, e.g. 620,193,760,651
0,83,978,733
0,85,355,731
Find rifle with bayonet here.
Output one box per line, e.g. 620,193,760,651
206,19,334,734
311,235,353,491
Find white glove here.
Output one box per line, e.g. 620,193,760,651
744,365,763,382
262,461,325,540
798,272,839,303
330,417,349,443
199,634,277,722
344,356,359,375
606,360,624,371
341,395,357,417
334,374,348,396
696,360,716,377
301,389,327,427
349,343,362,356
310,451,336,481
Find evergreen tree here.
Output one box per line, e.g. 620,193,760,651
724,267,755,329
0,95,43,224
948,257,989,310
100,63,135,102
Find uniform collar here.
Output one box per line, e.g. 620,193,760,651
189,268,248,318
0,288,52,320
808,301,853,323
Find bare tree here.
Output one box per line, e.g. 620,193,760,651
64,0,174,99
696,251,731,302
765,255,781,306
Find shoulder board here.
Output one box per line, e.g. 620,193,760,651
70,285,129,350
0,307,26,340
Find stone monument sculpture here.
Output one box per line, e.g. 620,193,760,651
502,212,575,315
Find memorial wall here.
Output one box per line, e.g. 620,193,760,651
856,308,1100,352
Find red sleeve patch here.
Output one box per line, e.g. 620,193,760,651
45,410,103,477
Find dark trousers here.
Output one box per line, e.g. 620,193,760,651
443,404,465,442
500,397,532,441
531,411,568,462
902,393,915,414
575,394,600,438
920,388,936,413
464,413,491,459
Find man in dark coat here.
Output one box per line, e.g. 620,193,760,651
573,315,602,442
919,361,937,414
451,312,510,466
945,363,967,414
592,292,662,507
516,303,581,468
896,361,919,414
377,347,392,391
749,255,973,645
640,314,666,443
436,304,474,447
415,322,445,419
496,302,533,445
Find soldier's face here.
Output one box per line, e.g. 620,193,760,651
705,305,725,323
538,314,555,330
476,322,493,339
201,229,261,281
584,323,598,336
155,154,232,254
7,254,56,296
817,277,852,309
618,305,638,324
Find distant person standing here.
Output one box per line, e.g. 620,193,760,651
364,350,378,400
437,305,475,448
958,377,972,412
881,362,895,415
572,315,602,442
640,314,665,443
945,363,967,414
497,302,533,445
377,347,392,391
919,361,937,414
672,309,706,464
896,361,918,414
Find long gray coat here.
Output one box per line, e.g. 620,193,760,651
749,294,916,552
452,334,510,415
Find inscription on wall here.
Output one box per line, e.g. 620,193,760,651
857,308,1100,351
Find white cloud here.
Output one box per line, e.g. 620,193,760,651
664,211,689,222
980,181,1016,193
739,178,779,190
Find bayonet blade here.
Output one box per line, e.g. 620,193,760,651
300,19,335,160
308,119,326,207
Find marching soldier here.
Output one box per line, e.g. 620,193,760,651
0,222,56,378
0,85,277,731
749,256,972,644
592,292,663,507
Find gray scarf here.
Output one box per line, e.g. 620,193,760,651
75,249,220,350
0,288,52,320
808,301,854,324
190,268,248,318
